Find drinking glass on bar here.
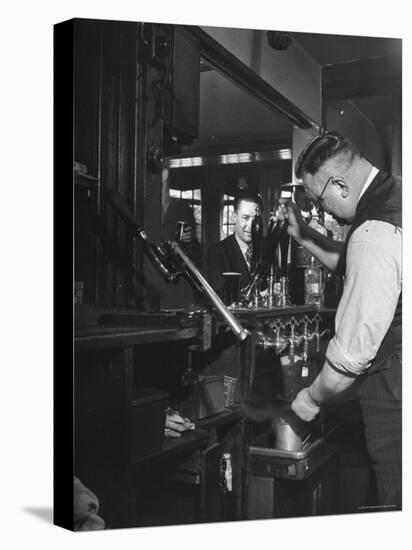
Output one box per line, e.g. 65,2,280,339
176,220,187,242
222,272,241,307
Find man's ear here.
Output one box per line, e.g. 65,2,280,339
335,177,349,198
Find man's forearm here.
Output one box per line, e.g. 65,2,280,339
291,361,358,421
308,361,356,404
296,226,343,272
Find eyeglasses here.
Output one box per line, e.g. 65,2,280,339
314,176,334,212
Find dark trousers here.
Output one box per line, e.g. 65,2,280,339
359,352,402,510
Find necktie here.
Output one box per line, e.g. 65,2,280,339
245,245,252,269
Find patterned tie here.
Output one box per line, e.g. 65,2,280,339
245,244,253,270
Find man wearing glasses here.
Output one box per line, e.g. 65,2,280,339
286,131,402,511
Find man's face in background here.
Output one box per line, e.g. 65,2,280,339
233,200,259,244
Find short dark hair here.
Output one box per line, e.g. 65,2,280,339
295,131,359,180
233,190,263,212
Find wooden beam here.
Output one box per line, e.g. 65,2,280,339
185,26,316,130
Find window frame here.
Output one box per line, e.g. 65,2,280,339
221,193,235,240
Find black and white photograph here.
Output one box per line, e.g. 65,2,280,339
59,14,403,530
2,1,410,548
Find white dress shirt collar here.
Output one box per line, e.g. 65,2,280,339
235,233,249,255
358,166,379,202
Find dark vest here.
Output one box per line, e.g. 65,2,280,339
339,170,402,374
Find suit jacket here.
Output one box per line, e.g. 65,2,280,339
205,234,250,298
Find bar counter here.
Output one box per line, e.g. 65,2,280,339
74,303,338,526
75,304,336,352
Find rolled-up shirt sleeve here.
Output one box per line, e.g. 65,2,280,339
326,220,402,376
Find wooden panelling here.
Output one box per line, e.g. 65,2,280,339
74,20,143,308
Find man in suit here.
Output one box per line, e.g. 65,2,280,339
206,190,277,406
206,191,263,299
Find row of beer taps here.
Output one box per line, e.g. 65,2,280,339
256,314,330,362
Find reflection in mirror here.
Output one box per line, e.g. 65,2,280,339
184,59,293,156
167,57,296,247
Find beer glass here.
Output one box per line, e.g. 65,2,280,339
222,272,241,306
176,220,187,241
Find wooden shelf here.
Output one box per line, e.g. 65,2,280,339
75,172,98,191
75,306,202,351
131,410,243,469
197,407,242,430
318,307,337,316
132,428,209,468
75,324,200,351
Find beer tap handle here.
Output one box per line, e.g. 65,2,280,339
300,315,311,363
255,328,289,354
302,338,309,364
312,313,322,331
287,316,299,336
269,319,286,354
311,329,330,353
285,317,299,360
312,313,323,352
274,319,285,329
302,315,312,329
271,318,285,338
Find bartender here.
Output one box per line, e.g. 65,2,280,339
205,190,263,299
285,131,402,510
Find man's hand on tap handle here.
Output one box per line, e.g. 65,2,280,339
286,201,307,241
273,200,306,240
180,224,194,243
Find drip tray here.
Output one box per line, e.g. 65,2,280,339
248,423,342,480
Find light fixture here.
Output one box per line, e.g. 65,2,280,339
266,31,293,51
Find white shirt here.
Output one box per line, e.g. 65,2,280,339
358,166,379,201
325,173,402,376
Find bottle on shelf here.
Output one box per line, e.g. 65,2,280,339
304,255,323,307
290,206,326,306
